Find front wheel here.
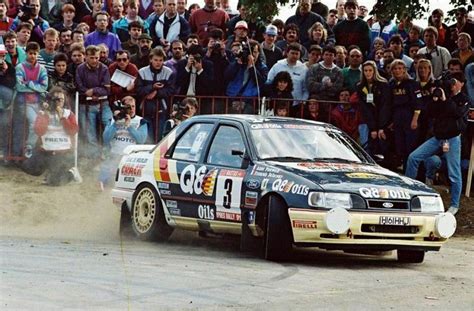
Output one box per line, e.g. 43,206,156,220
264,196,293,261
397,249,425,263
131,184,173,241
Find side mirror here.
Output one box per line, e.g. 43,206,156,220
231,149,251,168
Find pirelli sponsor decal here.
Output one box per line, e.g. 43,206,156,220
292,220,317,229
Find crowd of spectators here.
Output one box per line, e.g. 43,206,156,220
0,0,473,209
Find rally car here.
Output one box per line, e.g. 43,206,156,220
112,115,457,263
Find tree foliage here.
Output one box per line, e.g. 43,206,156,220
240,0,471,22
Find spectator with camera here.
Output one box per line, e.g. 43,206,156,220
225,39,268,114
176,43,214,100
188,0,229,47
136,46,175,141
10,0,50,48
417,26,451,79
406,72,469,215
162,96,197,136
33,86,80,185
99,95,147,190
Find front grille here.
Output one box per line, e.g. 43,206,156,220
367,199,409,210
361,224,420,234
353,235,414,240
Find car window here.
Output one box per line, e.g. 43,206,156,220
207,126,245,168
172,123,213,162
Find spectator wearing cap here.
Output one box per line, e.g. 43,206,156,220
112,0,150,43
149,0,190,49
226,3,265,42
176,44,214,98
189,0,229,47
451,33,474,68
285,0,334,49
130,33,153,69
225,20,249,51
417,26,451,78
445,7,474,53
332,0,371,56
85,12,122,59
428,9,449,48
261,25,283,69
276,23,308,61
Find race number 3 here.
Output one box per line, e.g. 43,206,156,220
215,169,244,211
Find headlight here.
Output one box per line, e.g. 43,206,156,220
308,192,352,209
417,196,444,213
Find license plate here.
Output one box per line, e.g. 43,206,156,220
379,216,411,226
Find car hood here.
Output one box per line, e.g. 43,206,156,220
267,161,434,196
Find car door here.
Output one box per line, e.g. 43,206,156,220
202,124,248,224
159,122,215,219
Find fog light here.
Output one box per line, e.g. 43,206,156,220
435,213,456,238
325,207,351,234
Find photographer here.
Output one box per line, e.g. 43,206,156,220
162,97,198,136
224,39,268,114
405,72,469,215
33,87,80,186
10,0,50,48
417,26,451,78
99,96,148,190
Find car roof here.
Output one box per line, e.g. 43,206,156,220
190,114,337,129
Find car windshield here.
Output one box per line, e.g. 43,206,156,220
249,123,371,163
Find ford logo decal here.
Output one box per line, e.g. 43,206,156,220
382,202,394,208
246,179,260,189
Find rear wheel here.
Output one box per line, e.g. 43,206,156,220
131,184,173,241
264,196,293,261
397,249,425,263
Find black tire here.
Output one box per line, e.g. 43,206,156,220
119,202,134,238
131,184,173,241
397,249,425,263
264,195,293,261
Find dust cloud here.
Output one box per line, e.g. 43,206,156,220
0,164,120,242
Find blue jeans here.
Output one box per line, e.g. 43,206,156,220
11,102,39,157
0,85,14,155
406,135,462,208
424,155,443,180
358,123,369,150
79,102,112,155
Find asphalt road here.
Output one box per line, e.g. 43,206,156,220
1,232,473,310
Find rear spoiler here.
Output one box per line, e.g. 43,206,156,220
123,144,156,155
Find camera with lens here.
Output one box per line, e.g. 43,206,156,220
172,101,190,121
236,41,251,64
212,41,222,51
18,1,34,21
432,71,456,101
111,100,132,120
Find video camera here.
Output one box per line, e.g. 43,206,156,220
111,100,132,120
18,1,34,22
432,71,456,101
236,41,251,64
172,101,190,121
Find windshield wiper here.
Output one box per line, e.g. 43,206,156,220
261,156,313,162
313,157,362,163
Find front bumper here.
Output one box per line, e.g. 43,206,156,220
288,208,456,251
